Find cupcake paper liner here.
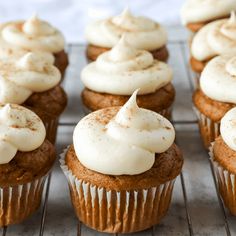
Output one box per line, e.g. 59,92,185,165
193,106,220,149
209,144,236,215
0,175,48,226
193,76,200,89
60,148,176,233
44,118,59,144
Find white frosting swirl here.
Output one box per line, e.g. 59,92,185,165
200,54,236,104
181,0,236,24
73,90,175,175
221,107,236,151
0,52,60,104
0,104,46,164
191,12,236,61
81,36,172,95
0,15,65,53
85,8,167,51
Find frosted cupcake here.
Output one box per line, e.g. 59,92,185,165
81,37,174,119
181,0,236,32
190,12,236,73
85,8,168,62
210,107,236,215
0,104,56,226
0,51,67,143
60,90,183,233
0,14,68,77
193,54,236,148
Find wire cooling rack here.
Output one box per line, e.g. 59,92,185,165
1,27,235,236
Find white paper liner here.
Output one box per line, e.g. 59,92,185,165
209,143,236,215
193,106,220,149
193,76,200,89
0,174,48,226
44,118,59,144
60,147,176,233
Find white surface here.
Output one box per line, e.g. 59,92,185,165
0,0,184,42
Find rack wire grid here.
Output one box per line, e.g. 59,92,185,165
1,26,235,236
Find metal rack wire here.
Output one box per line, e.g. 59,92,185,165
0,41,233,236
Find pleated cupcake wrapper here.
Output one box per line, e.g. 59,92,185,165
44,118,59,144
193,76,200,89
193,106,220,149
83,104,172,120
60,148,176,233
209,144,236,215
0,174,48,226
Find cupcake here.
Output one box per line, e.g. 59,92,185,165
210,107,236,215
81,36,174,119
181,0,236,33
190,12,236,73
0,51,67,143
193,54,236,149
0,104,56,226
60,90,183,233
0,14,68,78
85,8,168,62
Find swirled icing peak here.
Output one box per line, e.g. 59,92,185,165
225,56,236,76
1,14,65,53
17,51,54,71
220,11,236,40
23,14,56,36
221,107,236,151
191,12,236,61
73,90,175,175
85,8,167,50
112,8,156,31
0,104,46,164
109,35,140,61
200,54,236,104
81,36,172,95
0,52,60,104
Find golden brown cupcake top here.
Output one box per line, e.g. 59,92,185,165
193,89,234,122
213,136,236,174
73,90,175,176
0,139,55,187
65,143,183,191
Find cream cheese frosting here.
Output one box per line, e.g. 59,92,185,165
0,14,65,53
73,90,175,175
191,12,236,61
0,104,46,164
0,38,55,63
200,54,236,104
221,107,236,151
0,52,60,104
181,0,236,25
85,8,167,51
81,36,173,95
